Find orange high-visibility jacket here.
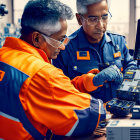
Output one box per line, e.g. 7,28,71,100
0,37,106,140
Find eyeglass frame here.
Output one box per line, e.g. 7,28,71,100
28,27,69,49
80,11,112,26
40,32,69,49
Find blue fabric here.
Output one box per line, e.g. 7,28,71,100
93,65,123,86
53,27,137,102
46,129,66,140
0,61,45,140
71,97,106,136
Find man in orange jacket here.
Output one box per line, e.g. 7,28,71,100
0,0,106,139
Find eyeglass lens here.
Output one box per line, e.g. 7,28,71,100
81,12,112,25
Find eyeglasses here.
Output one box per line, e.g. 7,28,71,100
41,33,69,49
33,28,69,49
80,11,112,26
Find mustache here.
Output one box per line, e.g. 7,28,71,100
94,29,105,34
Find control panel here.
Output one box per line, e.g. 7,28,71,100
106,69,140,117
116,69,140,104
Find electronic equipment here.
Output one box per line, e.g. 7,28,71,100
116,69,140,104
131,105,140,119
106,98,135,117
107,120,140,140
0,4,8,16
106,69,140,117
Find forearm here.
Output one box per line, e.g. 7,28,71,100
122,44,137,73
123,59,137,73
71,73,100,93
27,67,106,136
69,97,106,136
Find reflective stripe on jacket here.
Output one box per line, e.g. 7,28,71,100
0,37,106,140
53,27,137,103
0,61,44,140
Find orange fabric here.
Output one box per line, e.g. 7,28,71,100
87,68,100,74
36,48,51,63
71,73,99,92
71,68,103,93
121,67,123,72
24,66,92,135
103,100,112,111
0,37,93,138
0,70,5,81
63,37,69,45
0,116,33,140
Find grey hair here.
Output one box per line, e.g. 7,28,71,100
21,0,74,36
76,0,110,14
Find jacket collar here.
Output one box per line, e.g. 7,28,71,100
3,37,50,63
77,27,90,49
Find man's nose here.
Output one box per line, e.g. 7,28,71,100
96,18,104,28
59,44,65,50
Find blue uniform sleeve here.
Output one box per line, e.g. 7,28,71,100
67,97,106,137
121,37,137,72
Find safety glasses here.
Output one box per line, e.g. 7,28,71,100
80,11,112,26
40,32,69,49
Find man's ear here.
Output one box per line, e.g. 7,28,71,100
32,32,40,48
76,13,82,25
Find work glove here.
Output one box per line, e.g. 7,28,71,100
93,65,123,86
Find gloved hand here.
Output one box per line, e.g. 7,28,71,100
93,65,123,86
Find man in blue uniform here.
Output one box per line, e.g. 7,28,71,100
53,0,137,103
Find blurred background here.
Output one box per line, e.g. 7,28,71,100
0,0,140,50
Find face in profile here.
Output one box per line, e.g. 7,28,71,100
38,19,68,60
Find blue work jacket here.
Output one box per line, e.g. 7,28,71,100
0,61,45,140
53,27,137,102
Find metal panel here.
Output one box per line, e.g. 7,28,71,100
129,0,136,49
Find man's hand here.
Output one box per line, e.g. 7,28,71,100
93,65,123,86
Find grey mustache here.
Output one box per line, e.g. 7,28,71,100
95,30,104,33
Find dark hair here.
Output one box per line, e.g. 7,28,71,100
21,0,74,36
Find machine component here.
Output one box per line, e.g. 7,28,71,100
107,120,140,140
0,4,8,16
106,69,140,117
116,69,140,104
131,105,140,119
106,98,135,117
